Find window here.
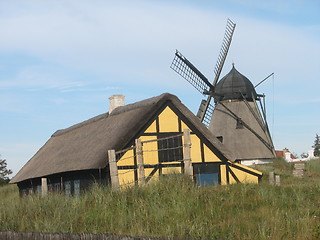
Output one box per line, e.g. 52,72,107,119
64,181,71,196
157,135,183,162
48,184,53,192
74,180,81,196
193,163,220,186
37,185,42,195
28,188,33,195
236,118,244,129
54,183,61,192
21,189,27,197
217,136,223,143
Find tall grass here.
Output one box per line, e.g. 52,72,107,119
306,158,320,175
1,169,320,239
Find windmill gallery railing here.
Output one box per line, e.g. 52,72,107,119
108,129,192,190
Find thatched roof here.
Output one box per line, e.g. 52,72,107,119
11,93,234,184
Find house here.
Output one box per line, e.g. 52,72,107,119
275,148,296,160
276,148,317,163
10,93,262,195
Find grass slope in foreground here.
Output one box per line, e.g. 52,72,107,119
1,158,320,239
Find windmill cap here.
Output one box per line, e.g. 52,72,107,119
214,66,258,101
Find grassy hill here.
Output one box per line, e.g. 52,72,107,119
1,158,320,239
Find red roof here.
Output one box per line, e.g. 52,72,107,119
275,150,295,159
275,150,283,157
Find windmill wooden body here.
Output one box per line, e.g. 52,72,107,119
171,19,276,165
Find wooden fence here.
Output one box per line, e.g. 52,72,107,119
0,231,176,240
108,129,192,190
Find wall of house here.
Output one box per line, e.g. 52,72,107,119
117,106,262,187
227,163,261,184
17,169,110,196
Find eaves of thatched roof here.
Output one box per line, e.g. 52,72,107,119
10,93,234,184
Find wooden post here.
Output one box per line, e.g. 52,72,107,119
136,139,146,186
269,172,275,185
275,175,281,186
183,129,193,179
108,149,119,190
41,178,48,196
60,177,64,192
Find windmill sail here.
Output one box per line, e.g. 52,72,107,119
170,50,213,94
212,18,236,87
170,19,236,125
198,19,236,124
197,100,215,127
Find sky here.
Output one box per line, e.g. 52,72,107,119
1,0,319,177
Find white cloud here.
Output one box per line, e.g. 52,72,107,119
0,0,318,91
0,64,85,90
0,0,319,166
0,1,318,107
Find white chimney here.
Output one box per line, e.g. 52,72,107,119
285,152,292,161
109,95,125,113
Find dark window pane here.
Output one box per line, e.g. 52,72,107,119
195,173,219,186
236,119,244,129
158,135,183,162
193,163,220,186
217,136,223,143
74,180,80,196
64,181,71,196
54,183,61,192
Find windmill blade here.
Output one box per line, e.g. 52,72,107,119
171,50,214,95
197,99,215,128
212,18,236,88
198,19,236,125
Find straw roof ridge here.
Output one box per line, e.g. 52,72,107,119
52,113,109,137
110,93,171,116
52,93,172,138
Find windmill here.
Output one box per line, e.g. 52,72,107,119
170,19,276,164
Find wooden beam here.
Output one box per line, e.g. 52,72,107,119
136,139,146,186
183,129,193,179
275,175,281,186
108,149,119,190
269,172,275,185
146,166,159,183
41,178,48,196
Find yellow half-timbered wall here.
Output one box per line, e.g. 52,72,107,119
117,105,262,187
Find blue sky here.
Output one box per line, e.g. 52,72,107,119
1,0,319,176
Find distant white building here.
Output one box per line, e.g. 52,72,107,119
283,149,317,162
